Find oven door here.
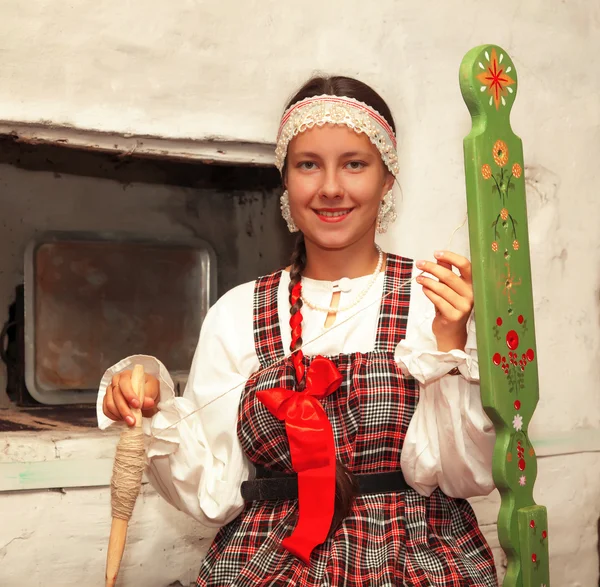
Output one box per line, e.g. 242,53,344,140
23,231,215,404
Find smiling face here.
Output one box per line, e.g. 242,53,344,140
284,124,395,251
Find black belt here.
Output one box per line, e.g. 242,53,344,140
241,468,409,502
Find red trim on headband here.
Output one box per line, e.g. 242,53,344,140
277,96,397,148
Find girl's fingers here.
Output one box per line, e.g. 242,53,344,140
108,371,160,421
421,285,458,319
417,262,470,298
417,260,473,303
434,251,473,283
144,374,160,403
117,371,140,409
112,384,135,426
436,259,454,279
434,259,467,298
417,276,472,315
103,385,121,422
142,397,156,410
105,372,157,423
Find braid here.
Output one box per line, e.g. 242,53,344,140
288,234,307,383
286,232,358,535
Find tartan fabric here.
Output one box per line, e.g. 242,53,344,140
375,254,412,353
253,270,284,367
197,255,497,586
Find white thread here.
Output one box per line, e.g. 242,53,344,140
149,218,469,438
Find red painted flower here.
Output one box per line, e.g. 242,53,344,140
519,458,526,471
506,330,519,350
493,352,502,366
476,48,516,110
526,348,535,362
496,317,503,326
518,315,524,324
514,400,521,410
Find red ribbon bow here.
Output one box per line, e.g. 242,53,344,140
256,356,342,564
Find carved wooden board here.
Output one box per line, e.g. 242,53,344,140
460,45,550,587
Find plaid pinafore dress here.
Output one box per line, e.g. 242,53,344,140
197,255,498,586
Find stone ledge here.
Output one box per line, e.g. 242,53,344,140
0,424,122,492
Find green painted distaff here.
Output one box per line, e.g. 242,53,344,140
460,45,549,587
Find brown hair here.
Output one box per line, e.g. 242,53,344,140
284,76,395,534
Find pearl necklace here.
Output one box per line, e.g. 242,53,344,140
300,245,384,314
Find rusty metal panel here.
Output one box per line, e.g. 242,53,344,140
24,233,215,404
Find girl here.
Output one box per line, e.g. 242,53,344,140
99,76,498,586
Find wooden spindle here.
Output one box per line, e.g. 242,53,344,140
105,364,146,587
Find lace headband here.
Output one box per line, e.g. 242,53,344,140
275,95,399,176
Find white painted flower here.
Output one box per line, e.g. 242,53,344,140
513,414,523,431
519,475,526,486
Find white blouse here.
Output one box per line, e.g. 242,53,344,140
97,264,495,529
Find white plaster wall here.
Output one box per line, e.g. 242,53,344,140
0,430,213,587
0,1,599,586
1,485,210,587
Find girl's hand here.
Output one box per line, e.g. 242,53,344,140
416,251,474,352
103,370,160,426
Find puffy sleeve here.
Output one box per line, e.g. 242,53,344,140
396,264,496,499
96,281,259,528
